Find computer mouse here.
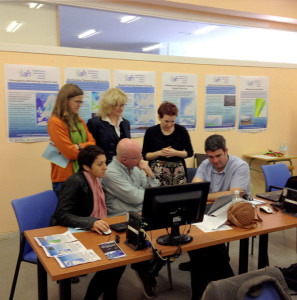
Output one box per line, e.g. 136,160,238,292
103,229,111,235
260,206,273,214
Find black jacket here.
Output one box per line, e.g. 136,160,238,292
87,116,131,164
50,172,98,229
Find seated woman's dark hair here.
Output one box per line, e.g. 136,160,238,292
78,145,105,171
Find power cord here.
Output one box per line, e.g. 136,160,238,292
140,228,168,261
140,222,193,261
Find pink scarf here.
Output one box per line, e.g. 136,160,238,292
83,171,107,219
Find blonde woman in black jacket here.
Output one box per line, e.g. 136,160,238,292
87,88,130,164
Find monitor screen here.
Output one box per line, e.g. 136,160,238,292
142,182,210,246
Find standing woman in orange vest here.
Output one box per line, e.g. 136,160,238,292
48,83,95,196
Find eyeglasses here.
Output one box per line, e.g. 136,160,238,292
70,99,84,105
114,104,126,108
125,155,142,160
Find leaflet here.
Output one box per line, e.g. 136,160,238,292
42,241,86,257
42,142,69,168
99,241,126,259
35,231,77,247
55,249,101,268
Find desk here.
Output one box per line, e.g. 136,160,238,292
25,212,297,300
243,154,297,175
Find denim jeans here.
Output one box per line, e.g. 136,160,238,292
52,182,64,198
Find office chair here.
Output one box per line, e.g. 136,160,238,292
9,190,58,300
250,164,291,257
262,163,297,254
186,168,197,183
261,163,291,192
194,153,208,168
202,266,292,300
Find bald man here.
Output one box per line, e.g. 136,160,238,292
101,138,160,217
102,139,162,298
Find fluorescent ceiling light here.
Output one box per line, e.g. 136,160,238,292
120,16,141,24
78,29,100,39
29,3,43,9
29,3,38,8
6,21,23,33
194,25,219,35
142,43,163,52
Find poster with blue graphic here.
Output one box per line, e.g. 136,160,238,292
205,75,237,131
5,64,60,142
238,76,269,132
114,70,156,137
162,73,197,131
64,68,111,123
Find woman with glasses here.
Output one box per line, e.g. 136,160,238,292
48,83,95,197
87,88,130,164
142,101,193,186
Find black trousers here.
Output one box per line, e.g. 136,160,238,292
188,244,234,299
84,266,126,300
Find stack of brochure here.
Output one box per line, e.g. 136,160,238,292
99,241,126,260
35,231,101,268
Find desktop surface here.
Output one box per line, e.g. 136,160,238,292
25,208,297,282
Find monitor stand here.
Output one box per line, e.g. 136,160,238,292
157,222,193,246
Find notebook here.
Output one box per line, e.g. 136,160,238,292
256,176,297,202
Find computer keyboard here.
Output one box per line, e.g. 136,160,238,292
256,191,282,202
109,222,127,232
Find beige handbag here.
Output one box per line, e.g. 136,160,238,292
227,201,262,229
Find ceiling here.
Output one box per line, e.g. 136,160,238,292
58,5,239,54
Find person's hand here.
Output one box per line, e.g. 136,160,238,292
138,159,154,178
91,219,110,234
161,146,177,158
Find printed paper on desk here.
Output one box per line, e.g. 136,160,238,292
42,241,86,257
194,215,232,232
194,201,233,232
68,227,89,233
35,231,77,247
55,249,101,268
243,199,266,206
42,143,69,168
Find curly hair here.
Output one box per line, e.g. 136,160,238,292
98,88,128,119
157,102,178,118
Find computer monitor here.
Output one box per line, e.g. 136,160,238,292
142,182,210,246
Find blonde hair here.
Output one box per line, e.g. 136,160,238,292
52,83,83,131
98,88,128,118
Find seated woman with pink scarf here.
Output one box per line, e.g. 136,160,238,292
51,145,125,300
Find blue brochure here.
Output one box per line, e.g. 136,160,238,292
42,143,69,168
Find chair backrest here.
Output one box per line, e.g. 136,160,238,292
11,190,58,256
202,266,292,300
194,153,208,168
261,163,291,192
186,168,197,183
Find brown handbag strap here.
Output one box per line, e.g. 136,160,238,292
255,208,263,223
